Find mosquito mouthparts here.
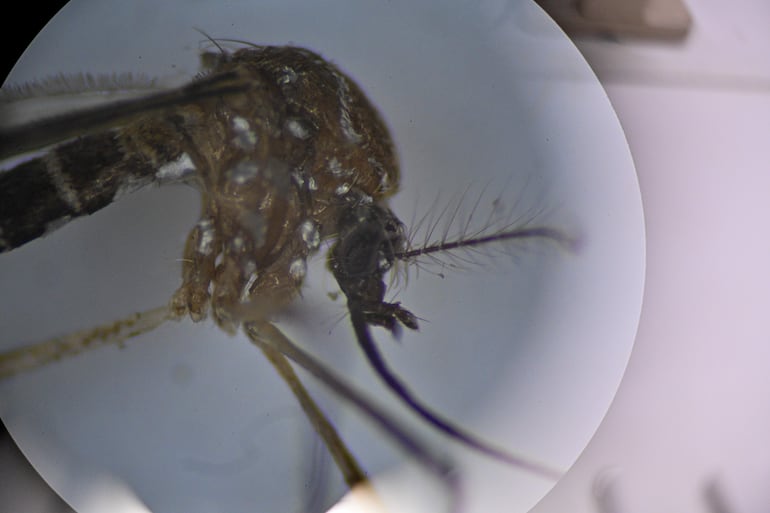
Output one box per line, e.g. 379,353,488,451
326,190,565,480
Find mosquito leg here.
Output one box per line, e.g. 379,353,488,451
244,321,460,504
254,332,367,489
0,306,171,380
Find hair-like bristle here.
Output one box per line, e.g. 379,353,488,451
392,182,578,291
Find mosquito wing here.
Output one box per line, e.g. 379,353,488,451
0,68,250,161
0,64,253,253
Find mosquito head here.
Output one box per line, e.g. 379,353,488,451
329,196,417,335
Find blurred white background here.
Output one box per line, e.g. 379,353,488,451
534,0,770,511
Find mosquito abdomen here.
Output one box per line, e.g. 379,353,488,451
0,112,195,253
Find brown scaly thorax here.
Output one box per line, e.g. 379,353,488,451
0,45,405,335
163,46,403,333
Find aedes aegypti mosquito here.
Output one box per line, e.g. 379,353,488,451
0,39,575,512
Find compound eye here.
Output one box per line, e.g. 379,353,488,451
382,216,406,253
383,217,401,235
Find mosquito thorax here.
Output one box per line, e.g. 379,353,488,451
164,46,402,334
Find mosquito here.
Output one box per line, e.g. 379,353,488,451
0,39,575,512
